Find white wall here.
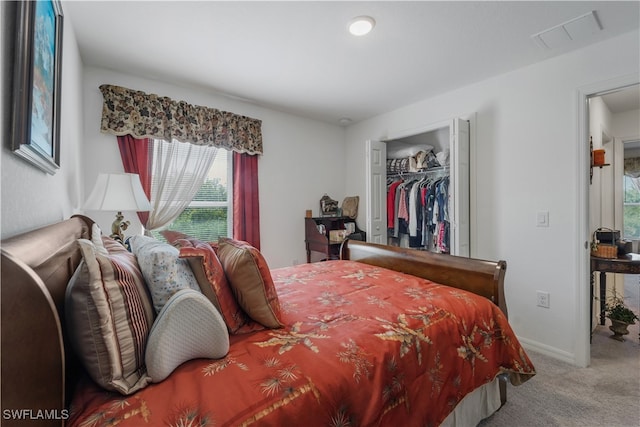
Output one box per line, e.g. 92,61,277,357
589,96,613,232
345,30,640,363
612,108,640,140
1,2,85,238
81,67,346,268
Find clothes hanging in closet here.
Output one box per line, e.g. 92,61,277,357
387,174,450,253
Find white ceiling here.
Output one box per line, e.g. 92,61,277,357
599,85,640,114
63,1,640,125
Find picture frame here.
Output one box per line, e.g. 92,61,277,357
10,0,64,174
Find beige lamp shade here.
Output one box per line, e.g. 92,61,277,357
84,173,152,212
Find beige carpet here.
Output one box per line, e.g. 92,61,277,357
479,320,640,427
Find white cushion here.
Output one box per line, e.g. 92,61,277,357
145,289,229,383
90,223,108,255
129,235,200,313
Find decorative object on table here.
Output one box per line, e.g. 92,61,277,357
329,229,348,242
595,228,620,244
305,209,313,218
345,222,356,234
341,196,359,219
84,173,153,243
319,194,339,217
10,0,64,174
616,239,633,255
591,228,619,259
605,294,639,341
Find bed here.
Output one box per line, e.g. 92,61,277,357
1,215,535,426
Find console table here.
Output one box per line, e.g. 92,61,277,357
590,253,640,327
304,216,365,263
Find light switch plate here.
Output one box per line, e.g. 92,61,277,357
536,211,549,227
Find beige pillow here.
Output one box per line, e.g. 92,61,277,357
66,236,155,395
217,238,283,329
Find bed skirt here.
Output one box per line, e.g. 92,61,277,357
441,376,502,426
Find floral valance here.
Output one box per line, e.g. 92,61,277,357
99,84,263,155
625,157,640,178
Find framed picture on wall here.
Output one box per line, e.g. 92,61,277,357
10,0,64,174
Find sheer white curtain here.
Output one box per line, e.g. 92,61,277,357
145,139,218,233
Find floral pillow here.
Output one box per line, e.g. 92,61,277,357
129,235,200,314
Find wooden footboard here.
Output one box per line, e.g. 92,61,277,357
341,239,509,406
341,239,508,317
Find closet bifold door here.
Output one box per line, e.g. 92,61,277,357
450,118,470,257
366,139,387,245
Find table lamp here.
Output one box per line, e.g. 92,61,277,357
84,173,152,242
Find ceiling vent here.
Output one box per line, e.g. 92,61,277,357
531,10,602,50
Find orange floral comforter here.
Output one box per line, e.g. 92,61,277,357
69,260,535,427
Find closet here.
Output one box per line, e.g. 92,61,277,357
366,118,470,256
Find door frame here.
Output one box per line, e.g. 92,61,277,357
376,113,477,256
576,74,639,367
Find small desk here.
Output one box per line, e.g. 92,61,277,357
590,253,640,326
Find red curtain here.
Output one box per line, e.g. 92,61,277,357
233,152,261,249
117,135,152,226
117,136,259,246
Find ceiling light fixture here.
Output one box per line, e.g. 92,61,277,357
348,16,375,36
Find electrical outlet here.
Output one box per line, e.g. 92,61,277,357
537,291,550,308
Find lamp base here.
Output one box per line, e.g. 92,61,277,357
110,211,131,243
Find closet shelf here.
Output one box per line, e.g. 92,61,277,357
388,165,449,178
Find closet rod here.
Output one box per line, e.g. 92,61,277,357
388,165,449,179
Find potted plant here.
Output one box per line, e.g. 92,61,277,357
605,294,639,341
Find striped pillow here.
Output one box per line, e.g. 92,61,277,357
217,238,284,329
175,238,264,334
65,236,155,395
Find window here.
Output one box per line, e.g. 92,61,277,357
623,174,640,240
151,148,232,242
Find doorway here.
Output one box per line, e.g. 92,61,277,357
581,80,640,366
619,139,640,324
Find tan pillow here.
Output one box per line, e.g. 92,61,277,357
65,236,155,395
217,238,283,329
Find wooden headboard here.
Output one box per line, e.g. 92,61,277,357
1,215,94,427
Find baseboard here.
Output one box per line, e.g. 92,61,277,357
517,336,577,365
